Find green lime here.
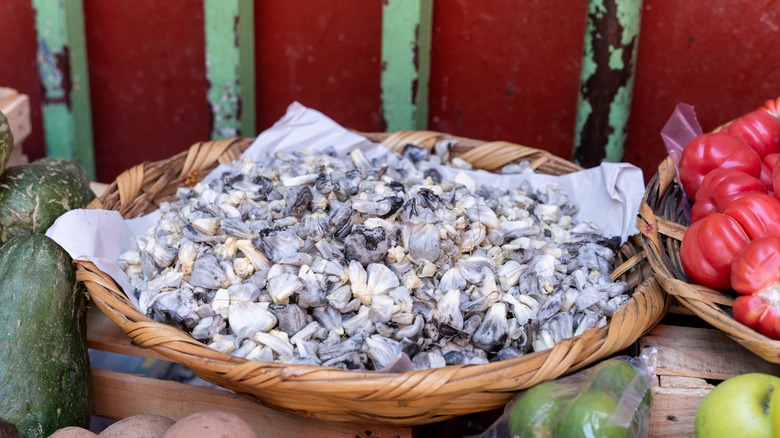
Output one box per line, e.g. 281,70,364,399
557,391,631,438
589,359,640,398
509,380,576,438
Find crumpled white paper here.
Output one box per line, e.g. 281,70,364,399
46,101,645,310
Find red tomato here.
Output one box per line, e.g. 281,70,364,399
690,169,766,222
727,232,780,340
732,292,780,340
723,110,780,158
678,132,761,199
773,157,780,196
680,213,750,290
731,236,780,295
763,152,780,169
759,152,780,192
722,193,780,240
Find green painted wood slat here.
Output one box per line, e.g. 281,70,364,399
32,0,96,180
573,0,643,167
380,0,433,132
204,0,256,140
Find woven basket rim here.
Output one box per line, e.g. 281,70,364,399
79,132,669,425
638,155,780,364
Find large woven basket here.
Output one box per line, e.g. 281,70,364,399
76,132,669,425
638,155,780,364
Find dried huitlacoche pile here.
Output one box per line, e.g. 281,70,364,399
117,144,630,371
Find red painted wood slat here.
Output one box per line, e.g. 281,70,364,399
83,0,210,183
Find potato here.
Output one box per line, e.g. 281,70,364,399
49,426,98,437
98,414,175,438
162,410,256,438
0,418,24,438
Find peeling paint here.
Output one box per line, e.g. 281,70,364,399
573,0,642,167
32,0,95,179
617,0,642,45
34,1,70,110
606,81,634,161
204,0,255,139
578,19,598,96
205,1,240,138
37,43,71,106
380,0,432,131
608,45,625,69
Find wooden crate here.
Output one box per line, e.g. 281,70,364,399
643,320,780,437
0,87,31,166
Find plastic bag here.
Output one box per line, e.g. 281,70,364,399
480,347,657,438
660,103,703,221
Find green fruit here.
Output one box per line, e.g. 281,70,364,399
695,373,780,438
31,156,92,188
557,391,631,438
0,158,94,243
0,235,91,437
509,380,577,438
0,111,13,175
590,359,638,395
770,383,780,438
590,358,652,408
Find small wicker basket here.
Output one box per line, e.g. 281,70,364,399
76,132,669,425
638,155,780,364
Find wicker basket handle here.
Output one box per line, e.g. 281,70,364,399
180,138,248,180
117,164,146,209
458,141,548,171
358,130,580,175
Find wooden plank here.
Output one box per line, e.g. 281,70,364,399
88,182,108,197
236,0,256,137
1,93,31,146
0,87,17,108
642,324,780,437
64,0,96,177
380,0,433,131
203,0,256,139
31,0,96,179
90,369,412,438
641,324,780,380
648,384,710,438
659,375,713,390
574,0,642,166
0,89,31,165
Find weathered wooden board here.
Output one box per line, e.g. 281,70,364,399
0,88,31,146
0,88,30,166
91,369,412,438
642,324,780,380
642,324,780,437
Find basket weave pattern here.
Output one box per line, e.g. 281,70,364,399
77,132,669,425
639,156,780,364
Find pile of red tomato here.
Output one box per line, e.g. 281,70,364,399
679,97,780,341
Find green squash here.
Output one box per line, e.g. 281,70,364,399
0,157,95,243
0,235,91,437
